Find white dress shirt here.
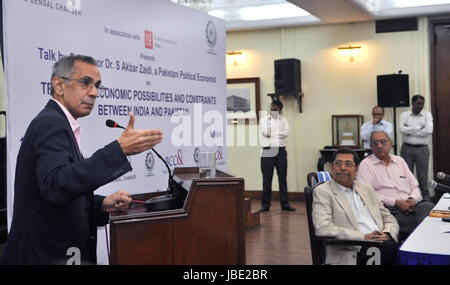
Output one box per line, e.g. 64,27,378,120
399,110,433,145
336,183,379,235
259,114,289,147
360,119,393,149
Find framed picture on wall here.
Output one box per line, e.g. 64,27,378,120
226,77,260,124
332,114,364,149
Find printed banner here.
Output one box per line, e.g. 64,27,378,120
3,0,226,264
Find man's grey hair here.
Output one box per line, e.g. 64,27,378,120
369,130,392,146
50,54,97,96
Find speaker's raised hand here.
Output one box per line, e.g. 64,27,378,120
117,112,163,155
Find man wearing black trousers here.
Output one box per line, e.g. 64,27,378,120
259,100,295,212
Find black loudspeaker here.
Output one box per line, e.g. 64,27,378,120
274,58,301,94
376,18,418,33
377,74,410,107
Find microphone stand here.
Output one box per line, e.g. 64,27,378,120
393,106,397,155
105,120,182,211
144,148,182,212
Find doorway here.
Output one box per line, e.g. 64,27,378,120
429,15,450,190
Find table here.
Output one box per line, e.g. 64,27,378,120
398,193,450,265
317,148,366,171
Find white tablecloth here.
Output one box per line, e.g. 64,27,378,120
399,193,450,264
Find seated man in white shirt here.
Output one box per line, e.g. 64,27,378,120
360,106,393,155
312,148,399,265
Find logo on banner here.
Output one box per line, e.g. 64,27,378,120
145,30,154,49
145,152,155,177
216,146,225,166
206,20,217,48
193,147,200,164
165,149,184,167
216,146,224,160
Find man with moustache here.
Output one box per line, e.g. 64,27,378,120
0,55,163,264
259,100,295,212
357,131,434,239
360,106,393,155
312,148,399,265
399,95,433,201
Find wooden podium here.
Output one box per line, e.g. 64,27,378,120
109,167,246,265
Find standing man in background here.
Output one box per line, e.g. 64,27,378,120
399,95,433,201
259,100,295,212
361,106,393,156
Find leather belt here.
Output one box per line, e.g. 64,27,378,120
263,147,286,150
403,143,427,148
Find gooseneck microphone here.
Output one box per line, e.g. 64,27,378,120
106,119,125,129
428,180,450,192
437,172,450,182
105,119,182,211
106,119,171,186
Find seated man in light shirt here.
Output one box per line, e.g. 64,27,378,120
360,106,393,155
357,130,434,239
312,148,399,265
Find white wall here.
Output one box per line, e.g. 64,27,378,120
226,17,432,193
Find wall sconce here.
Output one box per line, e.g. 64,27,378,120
338,46,362,62
226,51,243,66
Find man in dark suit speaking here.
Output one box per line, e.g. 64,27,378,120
0,55,163,264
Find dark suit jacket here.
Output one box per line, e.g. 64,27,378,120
0,100,131,264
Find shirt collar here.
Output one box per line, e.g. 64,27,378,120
268,114,284,120
370,153,398,165
410,110,424,117
335,181,353,193
51,98,80,133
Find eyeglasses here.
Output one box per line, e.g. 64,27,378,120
371,139,389,146
59,76,105,91
372,113,383,116
333,160,355,167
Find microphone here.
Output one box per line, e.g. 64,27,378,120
428,180,450,192
105,119,182,211
106,119,125,129
437,172,450,182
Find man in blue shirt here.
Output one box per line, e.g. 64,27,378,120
360,106,393,155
